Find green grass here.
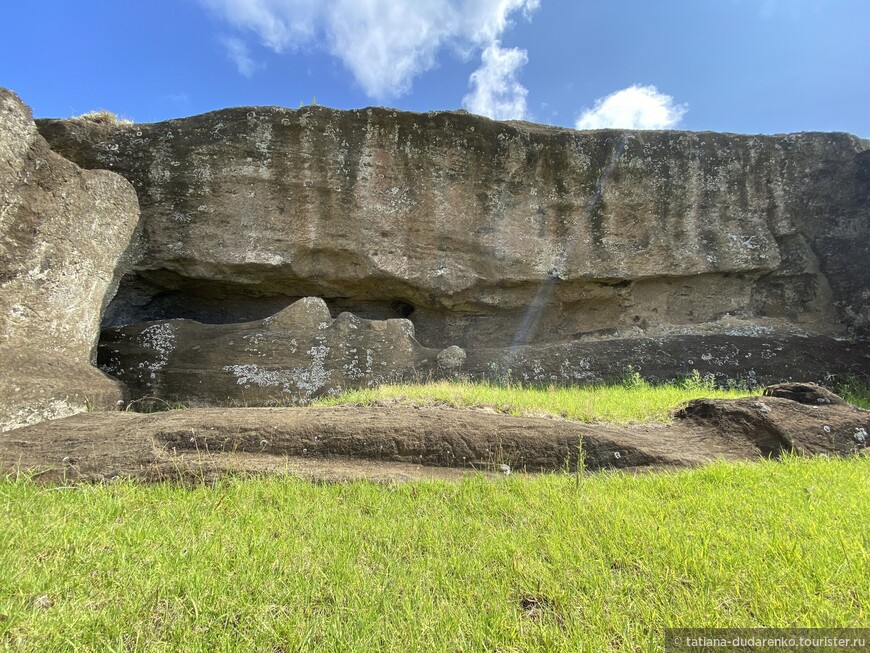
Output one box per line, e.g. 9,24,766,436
1,456,867,651
314,375,757,424
833,375,870,410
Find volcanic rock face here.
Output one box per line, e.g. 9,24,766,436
33,103,870,403
98,308,868,405
0,89,139,431
38,107,870,346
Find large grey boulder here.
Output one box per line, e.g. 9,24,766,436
0,89,140,431
98,297,434,406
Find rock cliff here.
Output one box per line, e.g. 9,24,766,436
1,90,140,430
31,102,870,403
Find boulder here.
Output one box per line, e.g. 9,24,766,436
0,89,139,431
674,386,868,457
98,297,436,406
762,381,846,406
437,345,467,372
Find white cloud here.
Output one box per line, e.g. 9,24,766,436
462,41,529,120
203,0,320,51
459,0,540,43
575,85,687,130
201,0,539,99
324,1,455,98
221,36,258,77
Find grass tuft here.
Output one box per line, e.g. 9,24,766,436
831,374,870,409
70,110,133,125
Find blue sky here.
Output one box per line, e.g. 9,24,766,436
1,0,868,136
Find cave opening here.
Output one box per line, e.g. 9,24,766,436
101,270,423,335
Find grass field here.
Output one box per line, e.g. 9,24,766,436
3,378,868,650
1,456,868,652
312,375,758,424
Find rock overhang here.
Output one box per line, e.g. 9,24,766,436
23,99,870,406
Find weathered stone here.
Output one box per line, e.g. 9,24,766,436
674,390,868,458
763,382,846,406
464,334,869,387
98,297,433,406
0,89,139,431
2,386,866,483
437,345,466,372
37,107,870,348
34,104,870,401
99,309,867,405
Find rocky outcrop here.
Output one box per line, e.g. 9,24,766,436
0,89,139,431
34,103,870,403
38,107,870,343
675,383,869,458
464,334,869,386
99,301,868,404
2,385,866,483
762,381,846,406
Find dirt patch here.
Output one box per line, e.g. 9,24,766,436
1,384,867,483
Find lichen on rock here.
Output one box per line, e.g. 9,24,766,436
4,96,866,409
0,88,140,431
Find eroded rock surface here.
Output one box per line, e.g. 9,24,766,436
37,107,870,350
2,385,865,484
762,381,847,406
100,303,870,404
675,383,869,457
0,89,139,431
98,297,436,406
465,334,869,386
31,103,870,403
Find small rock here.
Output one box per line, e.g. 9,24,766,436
437,345,466,372
763,382,846,406
33,595,53,610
